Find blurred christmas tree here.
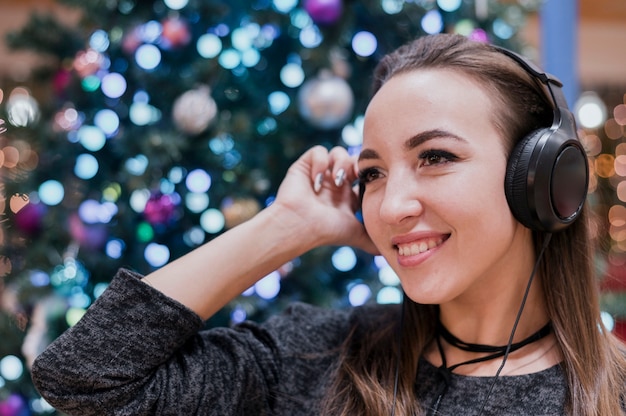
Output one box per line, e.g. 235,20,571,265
2,0,621,414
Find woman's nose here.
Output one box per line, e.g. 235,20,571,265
378,173,424,225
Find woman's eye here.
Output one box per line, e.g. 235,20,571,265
358,167,381,184
418,149,457,167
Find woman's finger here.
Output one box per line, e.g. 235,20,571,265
328,146,358,188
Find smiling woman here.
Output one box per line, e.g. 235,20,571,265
31,33,625,416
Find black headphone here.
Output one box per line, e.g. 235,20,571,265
498,47,589,233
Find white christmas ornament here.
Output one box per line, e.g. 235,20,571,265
298,71,354,130
172,86,218,135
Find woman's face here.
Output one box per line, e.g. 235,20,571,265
359,69,534,306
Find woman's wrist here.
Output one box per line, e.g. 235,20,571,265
256,201,325,257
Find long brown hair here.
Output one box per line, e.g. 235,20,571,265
322,33,626,415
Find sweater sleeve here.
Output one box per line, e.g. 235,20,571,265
31,269,356,416
31,269,281,416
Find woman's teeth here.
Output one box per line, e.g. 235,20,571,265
397,238,444,256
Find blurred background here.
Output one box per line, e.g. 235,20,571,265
0,0,624,414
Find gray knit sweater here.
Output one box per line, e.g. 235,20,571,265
32,269,567,415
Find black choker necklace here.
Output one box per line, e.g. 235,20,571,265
429,321,552,415
437,321,552,366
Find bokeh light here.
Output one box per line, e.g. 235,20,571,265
77,125,106,151
144,242,170,267
218,49,241,69
185,192,210,213
164,0,188,10
185,169,212,193
183,226,205,247
421,10,443,34
437,0,462,12
352,31,377,57
332,246,357,272
74,153,99,179
89,29,110,52
268,91,291,115
241,48,261,67
231,27,253,51
0,356,23,381
280,62,305,88
197,33,223,58
492,18,514,39
348,283,371,306
200,208,225,233
66,307,86,327
78,199,118,224
125,155,149,175
601,311,615,332
377,286,403,304
381,0,403,14
273,0,298,14
130,188,151,213
106,239,125,259
255,271,281,300
135,44,162,70
38,180,65,206
101,73,127,99
129,102,161,125
300,25,323,48
378,264,401,286
575,91,607,129
94,109,120,136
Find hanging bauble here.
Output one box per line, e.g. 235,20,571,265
161,16,191,49
221,197,261,229
172,86,218,135
6,91,40,128
53,68,72,96
298,71,354,130
304,0,343,25
0,394,27,416
143,192,179,226
14,203,46,236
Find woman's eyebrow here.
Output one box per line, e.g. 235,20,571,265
404,129,467,151
358,148,379,162
359,129,467,162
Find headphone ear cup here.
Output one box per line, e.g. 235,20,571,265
505,129,546,230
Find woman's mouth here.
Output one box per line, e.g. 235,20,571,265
396,235,449,256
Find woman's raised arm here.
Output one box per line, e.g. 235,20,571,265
142,145,375,320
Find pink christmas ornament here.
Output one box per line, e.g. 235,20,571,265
53,68,72,96
143,192,178,225
0,394,27,416
14,203,46,236
304,0,343,25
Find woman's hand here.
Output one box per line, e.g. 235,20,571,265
271,145,378,254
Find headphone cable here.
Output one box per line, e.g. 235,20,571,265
477,232,553,415
391,294,406,416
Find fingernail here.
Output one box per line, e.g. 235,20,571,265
334,169,345,187
314,172,323,193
